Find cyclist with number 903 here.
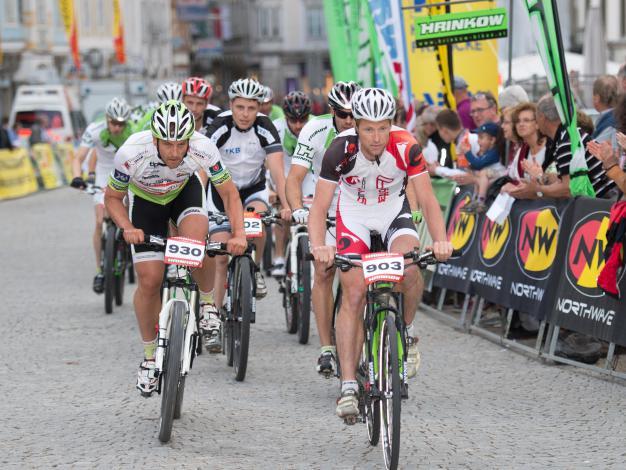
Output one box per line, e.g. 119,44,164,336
309,88,453,419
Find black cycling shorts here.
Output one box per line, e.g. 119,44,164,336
130,174,207,263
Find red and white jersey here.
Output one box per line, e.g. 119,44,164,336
319,126,427,206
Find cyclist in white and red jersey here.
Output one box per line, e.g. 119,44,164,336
309,88,452,419
181,77,222,134
105,101,246,397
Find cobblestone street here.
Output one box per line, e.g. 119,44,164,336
2,188,626,469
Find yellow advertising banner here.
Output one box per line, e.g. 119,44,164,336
31,144,63,190
54,143,75,183
402,0,500,107
0,149,39,200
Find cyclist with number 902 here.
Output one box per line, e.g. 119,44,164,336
104,100,246,397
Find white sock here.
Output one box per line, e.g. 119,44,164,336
406,323,415,338
341,380,358,394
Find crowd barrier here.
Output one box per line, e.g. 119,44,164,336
419,184,626,380
0,144,74,201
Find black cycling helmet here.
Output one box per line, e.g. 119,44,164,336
283,91,312,119
328,81,361,110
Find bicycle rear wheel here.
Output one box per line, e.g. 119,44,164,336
379,313,401,469
159,302,185,443
233,257,253,382
103,224,116,314
296,235,311,345
114,238,126,306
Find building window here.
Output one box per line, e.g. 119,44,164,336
258,7,281,39
4,0,19,25
306,7,325,40
36,0,46,24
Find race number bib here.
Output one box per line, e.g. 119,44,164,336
362,253,404,284
164,237,205,267
244,214,263,238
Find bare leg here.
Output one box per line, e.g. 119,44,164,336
134,261,165,341
336,269,367,382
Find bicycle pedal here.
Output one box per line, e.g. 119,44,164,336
343,415,360,425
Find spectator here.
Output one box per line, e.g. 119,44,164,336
421,105,452,167
459,122,507,213
501,103,547,193
587,132,626,194
2,117,18,147
499,85,529,112
0,124,14,150
506,93,616,200
453,76,475,130
29,117,50,146
591,75,619,143
618,64,626,94
435,108,480,186
470,90,499,127
414,116,439,176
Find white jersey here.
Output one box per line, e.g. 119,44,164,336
273,117,315,196
79,120,117,176
109,130,231,205
291,114,338,179
205,110,282,190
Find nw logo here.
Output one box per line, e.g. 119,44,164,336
566,213,611,296
447,194,476,255
479,216,510,266
515,207,559,280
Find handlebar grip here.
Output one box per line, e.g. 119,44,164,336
304,253,315,261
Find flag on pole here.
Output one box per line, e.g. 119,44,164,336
58,0,80,70
368,0,415,129
113,0,126,64
525,0,595,197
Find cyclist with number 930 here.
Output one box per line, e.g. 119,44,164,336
104,100,246,397
308,88,453,419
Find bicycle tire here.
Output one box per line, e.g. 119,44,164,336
224,269,234,366
332,284,342,378
159,302,185,443
127,246,135,284
379,313,401,470
233,256,253,382
283,249,298,334
103,224,116,314
174,376,186,420
296,236,311,345
262,229,273,276
114,239,126,306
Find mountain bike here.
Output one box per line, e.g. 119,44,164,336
324,236,448,470
279,197,315,344
85,185,131,314
140,234,225,443
208,209,280,381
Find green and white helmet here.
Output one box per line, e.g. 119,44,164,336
150,100,195,141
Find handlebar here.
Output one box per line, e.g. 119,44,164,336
305,248,461,270
136,234,252,256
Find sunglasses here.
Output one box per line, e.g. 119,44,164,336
334,109,353,119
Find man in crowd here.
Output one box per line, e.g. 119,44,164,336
453,76,475,130
590,75,619,143
470,91,499,128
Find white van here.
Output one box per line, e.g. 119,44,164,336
9,85,87,144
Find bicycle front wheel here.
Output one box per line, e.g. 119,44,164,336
296,235,311,345
103,224,116,314
283,249,298,334
159,302,185,443
379,313,401,470
232,256,254,382
114,239,126,306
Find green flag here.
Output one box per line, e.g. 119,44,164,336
525,0,595,197
323,0,356,81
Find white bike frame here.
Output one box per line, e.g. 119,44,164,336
154,276,198,380
286,223,311,294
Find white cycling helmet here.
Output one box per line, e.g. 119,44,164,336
351,88,396,122
328,81,361,110
156,81,182,103
105,97,131,122
151,100,195,141
261,86,274,104
228,78,265,102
